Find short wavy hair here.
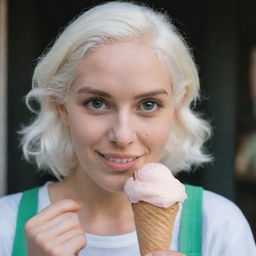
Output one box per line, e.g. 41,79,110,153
20,1,211,179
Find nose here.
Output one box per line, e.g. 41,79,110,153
108,112,136,147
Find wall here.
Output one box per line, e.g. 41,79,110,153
0,0,7,196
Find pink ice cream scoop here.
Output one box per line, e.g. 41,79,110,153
124,163,187,208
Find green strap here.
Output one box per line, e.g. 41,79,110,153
12,187,39,256
179,184,203,256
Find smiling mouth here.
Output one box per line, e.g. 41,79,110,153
98,153,138,163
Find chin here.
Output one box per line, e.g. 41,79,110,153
102,184,125,193
99,179,127,193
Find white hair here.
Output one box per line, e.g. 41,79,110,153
20,1,211,179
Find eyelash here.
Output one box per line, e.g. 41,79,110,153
83,97,109,109
137,98,163,112
82,97,164,113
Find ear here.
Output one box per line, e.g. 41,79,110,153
57,104,69,126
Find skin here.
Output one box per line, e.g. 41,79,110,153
25,41,183,256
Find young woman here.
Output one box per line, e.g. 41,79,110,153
0,1,255,256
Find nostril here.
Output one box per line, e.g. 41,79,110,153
107,118,136,147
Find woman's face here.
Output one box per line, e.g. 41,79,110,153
60,41,175,192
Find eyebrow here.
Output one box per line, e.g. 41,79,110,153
77,86,111,98
134,89,168,99
76,86,168,99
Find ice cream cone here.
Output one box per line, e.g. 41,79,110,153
132,201,179,256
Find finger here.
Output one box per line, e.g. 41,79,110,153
51,234,86,256
26,226,86,255
39,215,82,239
35,211,82,235
54,228,86,245
31,199,82,223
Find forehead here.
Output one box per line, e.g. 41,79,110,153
73,41,171,94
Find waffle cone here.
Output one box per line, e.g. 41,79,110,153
132,201,179,256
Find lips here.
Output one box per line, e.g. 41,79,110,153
97,152,140,171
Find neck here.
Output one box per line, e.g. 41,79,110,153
48,168,135,235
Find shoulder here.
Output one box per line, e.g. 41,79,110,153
0,183,49,255
0,191,22,255
201,190,256,255
202,190,243,223
0,191,22,228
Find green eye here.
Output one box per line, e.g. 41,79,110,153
139,101,159,112
86,98,107,110
91,99,104,108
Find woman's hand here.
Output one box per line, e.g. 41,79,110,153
25,199,86,256
145,250,186,256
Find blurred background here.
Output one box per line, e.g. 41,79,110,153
0,0,255,239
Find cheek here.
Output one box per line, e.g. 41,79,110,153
150,128,171,149
68,116,106,147
141,115,173,149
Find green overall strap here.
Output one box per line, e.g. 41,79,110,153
178,184,203,256
12,187,40,256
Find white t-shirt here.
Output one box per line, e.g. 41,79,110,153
0,182,255,256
